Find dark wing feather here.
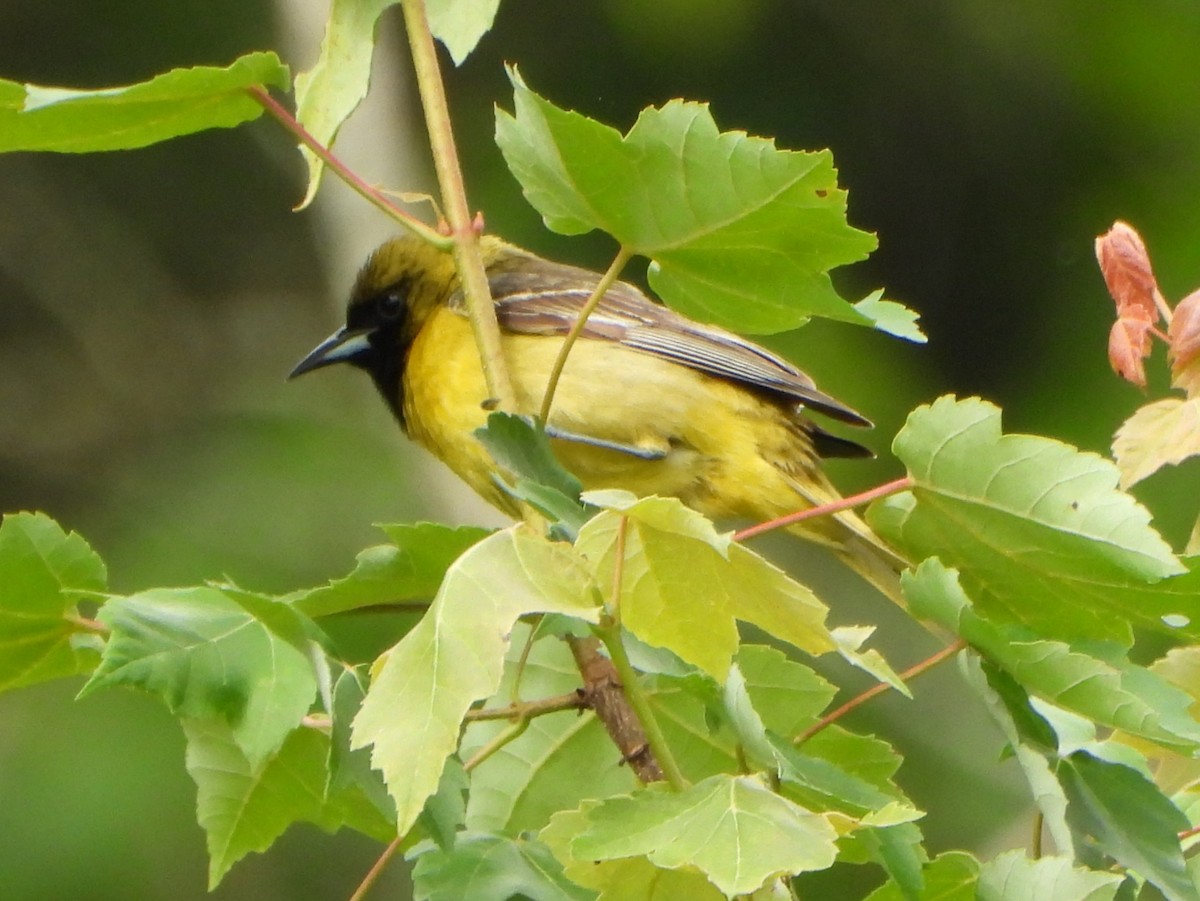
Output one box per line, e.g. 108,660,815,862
487,256,872,428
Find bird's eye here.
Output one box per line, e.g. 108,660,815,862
376,291,404,322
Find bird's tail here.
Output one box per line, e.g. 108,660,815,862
823,508,909,610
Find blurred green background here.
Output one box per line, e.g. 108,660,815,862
2,1,1198,898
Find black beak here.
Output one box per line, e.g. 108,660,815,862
288,327,374,379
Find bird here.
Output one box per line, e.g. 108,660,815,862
290,235,907,601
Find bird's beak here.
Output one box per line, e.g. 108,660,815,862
288,327,373,379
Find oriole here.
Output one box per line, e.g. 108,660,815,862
291,236,905,599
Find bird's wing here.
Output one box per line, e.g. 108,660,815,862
488,261,872,429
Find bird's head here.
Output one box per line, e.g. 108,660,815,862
289,234,482,422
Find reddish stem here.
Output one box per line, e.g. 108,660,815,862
793,639,967,745
244,86,449,248
734,476,914,542
347,836,403,901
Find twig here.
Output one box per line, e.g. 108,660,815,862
1154,287,1174,326
245,86,448,248
793,639,967,745
347,835,403,901
64,612,109,634
301,713,332,732
465,691,587,722
539,246,633,423
734,476,914,542
463,718,530,772
401,0,515,409
1178,822,1200,843
325,601,432,616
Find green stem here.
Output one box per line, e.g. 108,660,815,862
597,622,688,791
509,616,541,705
539,246,633,423
463,719,530,772
465,691,587,722
606,516,629,624
245,86,449,249
401,0,515,409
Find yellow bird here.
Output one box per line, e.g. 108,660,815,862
291,235,906,600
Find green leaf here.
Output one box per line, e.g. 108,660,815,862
463,627,638,834
476,413,591,538
85,587,319,766
847,824,929,901
287,523,491,617
496,69,880,334
185,718,394,888
327,668,396,826
960,654,1077,857
0,53,288,153
411,832,594,901
854,291,927,344
720,659,777,767
1058,751,1197,901
831,625,912,696
864,851,980,901
802,725,907,795
420,757,469,851
643,673,741,782
977,851,1123,901
351,527,600,837
542,804,725,901
292,0,394,206
573,774,838,896
426,0,501,65
292,0,496,205
772,735,919,821
0,512,105,690
577,497,836,681
870,396,1193,644
905,559,1200,751
769,730,925,895
735,644,838,738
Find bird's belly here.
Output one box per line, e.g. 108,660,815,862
402,310,810,521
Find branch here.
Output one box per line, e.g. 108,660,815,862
464,691,588,722
594,624,688,791
401,0,515,409
567,635,666,784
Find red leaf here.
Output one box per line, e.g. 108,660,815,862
1109,317,1152,388
1169,289,1200,397
1095,221,1161,323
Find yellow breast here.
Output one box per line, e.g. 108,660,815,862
401,305,829,526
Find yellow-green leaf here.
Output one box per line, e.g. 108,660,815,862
1112,396,1200,488
351,528,600,837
